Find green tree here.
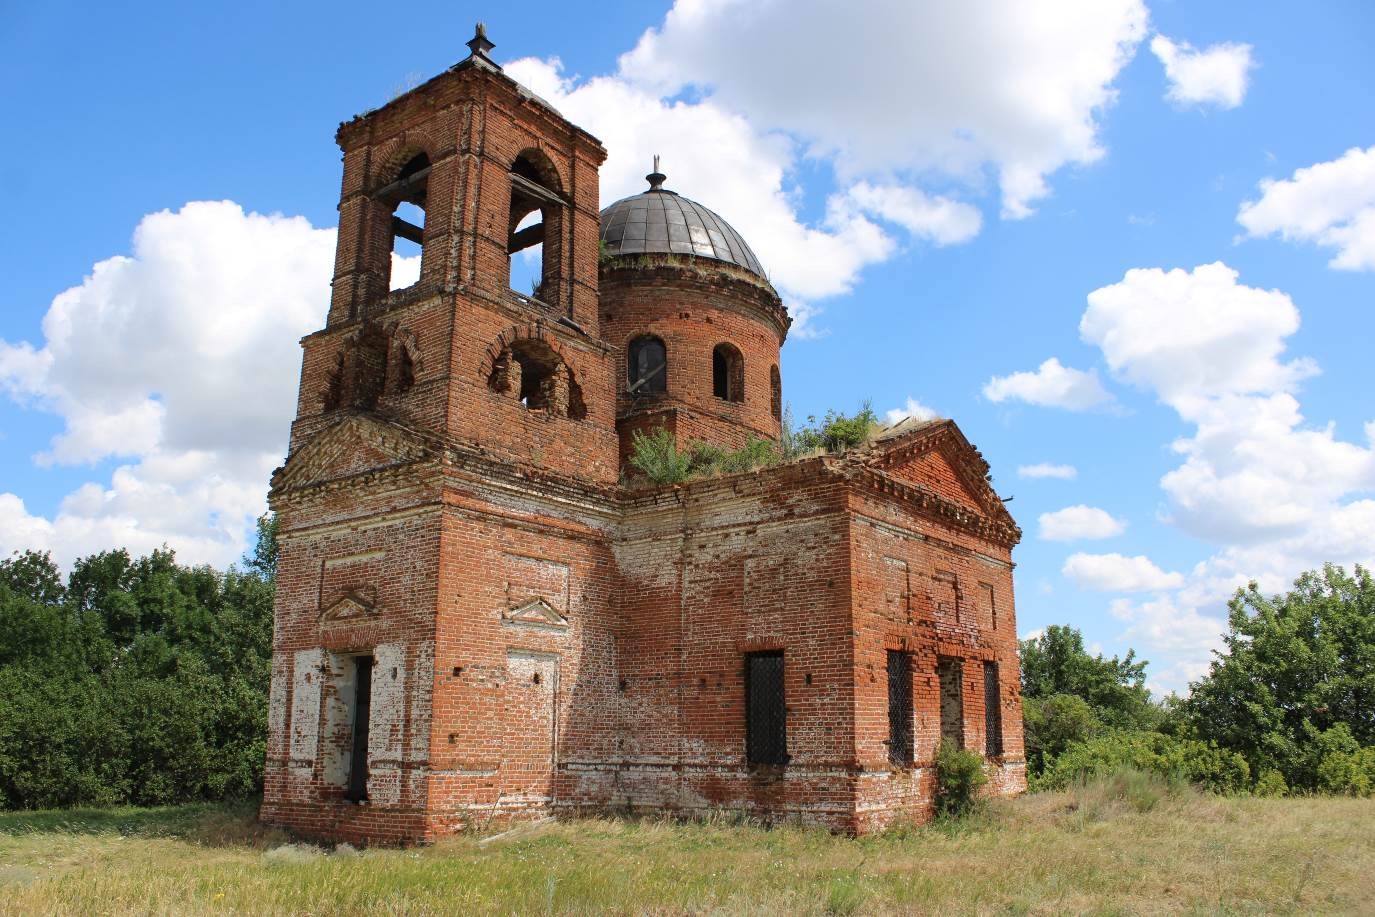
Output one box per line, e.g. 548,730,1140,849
0,519,279,810
1180,564,1375,792
1022,693,1100,776
245,513,280,580
1020,625,1158,730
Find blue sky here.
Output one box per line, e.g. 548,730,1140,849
1,1,1372,693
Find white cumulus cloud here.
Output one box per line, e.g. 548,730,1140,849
1081,262,1315,411
1237,145,1375,272
884,397,940,426
619,0,1149,219
1063,553,1185,592
1018,463,1078,480
1081,262,1372,544
840,182,982,247
1072,262,1375,693
0,201,335,569
505,55,895,337
983,357,1115,411
1150,35,1254,109
1039,505,1127,541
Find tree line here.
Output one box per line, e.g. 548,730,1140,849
1023,564,1375,796
0,518,277,809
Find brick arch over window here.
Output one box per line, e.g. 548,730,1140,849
385,324,420,395
481,325,587,421
713,342,744,403
374,140,438,190
322,322,389,412
506,148,566,306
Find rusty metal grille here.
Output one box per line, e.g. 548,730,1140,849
887,650,914,766
746,652,788,765
984,661,1004,757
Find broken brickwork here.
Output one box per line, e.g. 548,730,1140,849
259,27,1024,846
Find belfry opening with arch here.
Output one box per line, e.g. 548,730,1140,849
261,26,1026,844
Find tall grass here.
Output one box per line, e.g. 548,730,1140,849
0,780,1372,914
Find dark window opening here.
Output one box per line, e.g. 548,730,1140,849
984,661,1004,757
386,328,418,397
487,339,587,421
628,335,667,395
769,365,781,420
887,650,914,766
713,343,744,403
746,651,787,765
508,152,563,303
393,343,415,394
385,153,429,292
345,654,374,802
937,656,964,749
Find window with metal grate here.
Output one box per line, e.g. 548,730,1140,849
746,651,788,765
984,661,1004,757
887,650,914,766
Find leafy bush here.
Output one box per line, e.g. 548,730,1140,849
934,740,987,818
1023,693,1099,776
1316,744,1375,797
1253,768,1289,797
629,429,693,484
787,402,880,454
1019,625,1159,733
1037,729,1249,795
629,429,777,485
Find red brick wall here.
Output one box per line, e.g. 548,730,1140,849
261,465,442,845
846,479,1026,832
601,461,859,827
286,63,622,487
424,472,621,834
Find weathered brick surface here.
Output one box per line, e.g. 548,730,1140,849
601,260,789,456
259,47,1024,846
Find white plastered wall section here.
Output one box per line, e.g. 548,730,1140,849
280,641,436,805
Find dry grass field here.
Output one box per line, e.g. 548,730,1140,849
1,775,1372,915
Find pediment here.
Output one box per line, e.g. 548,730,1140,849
320,586,378,623
272,415,434,493
864,419,1017,532
502,597,569,630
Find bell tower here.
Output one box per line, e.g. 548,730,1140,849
262,26,622,846
289,24,617,483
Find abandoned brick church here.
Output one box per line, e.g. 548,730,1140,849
260,27,1026,845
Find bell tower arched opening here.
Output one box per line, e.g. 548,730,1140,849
507,152,565,305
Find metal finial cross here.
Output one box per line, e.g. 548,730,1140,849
646,154,666,191
467,22,496,58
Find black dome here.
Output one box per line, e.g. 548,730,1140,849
599,169,767,280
